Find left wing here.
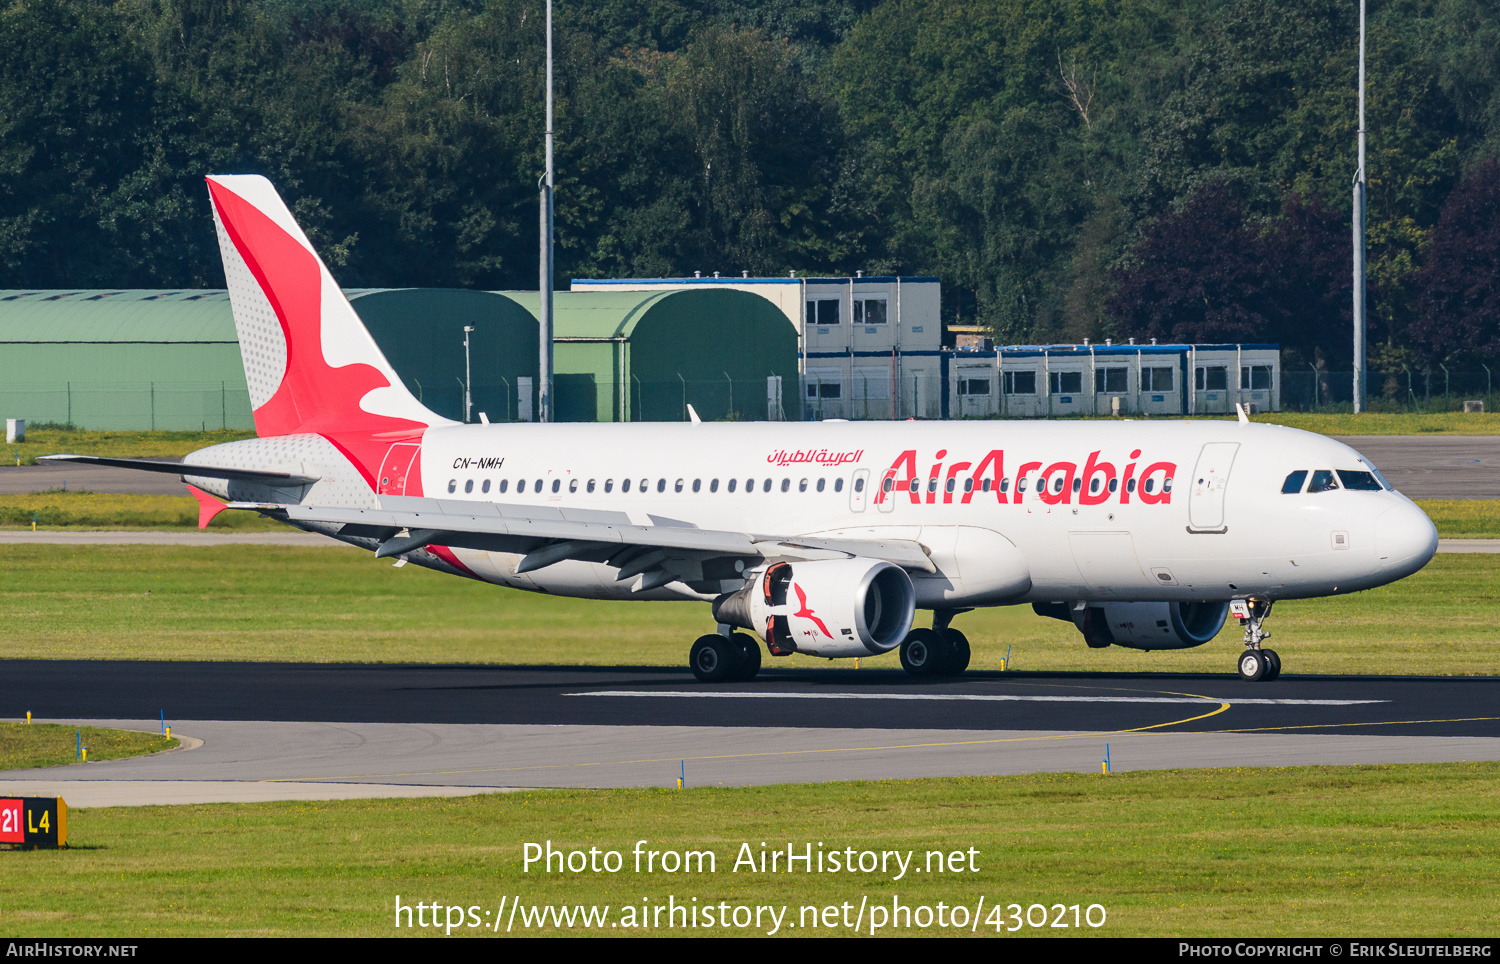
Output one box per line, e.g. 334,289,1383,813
232,494,935,592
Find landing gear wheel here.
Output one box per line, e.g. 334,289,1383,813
1237,650,1267,682
1261,648,1281,681
730,632,761,681
938,629,971,676
901,628,948,677
690,633,737,683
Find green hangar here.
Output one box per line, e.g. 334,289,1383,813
0,287,799,429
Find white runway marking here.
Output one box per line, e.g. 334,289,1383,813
567,691,1386,706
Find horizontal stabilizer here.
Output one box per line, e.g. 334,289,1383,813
39,454,320,486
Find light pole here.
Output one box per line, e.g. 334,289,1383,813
538,0,554,423
463,325,474,423
1352,0,1367,413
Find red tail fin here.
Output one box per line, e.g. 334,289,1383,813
206,175,451,484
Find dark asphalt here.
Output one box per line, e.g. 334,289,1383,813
5,660,1497,738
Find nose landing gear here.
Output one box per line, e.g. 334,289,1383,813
1232,598,1280,682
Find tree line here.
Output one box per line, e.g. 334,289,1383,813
1,0,1497,377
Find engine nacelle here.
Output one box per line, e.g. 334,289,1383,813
1035,600,1230,651
714,559,916,658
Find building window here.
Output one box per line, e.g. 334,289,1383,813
1196,366,1228,391
957,374,992,397
1050,371,1083,395
1095,367,1128,393
807,298,840,325
853,296,887,324
806,369,842,399
1003,370,1037,395
1241,365,1272,390
1143,366,1174,391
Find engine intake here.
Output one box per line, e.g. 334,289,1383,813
714,559,916,658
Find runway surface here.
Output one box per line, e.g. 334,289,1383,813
2,663,1497,804
2,435,1498,499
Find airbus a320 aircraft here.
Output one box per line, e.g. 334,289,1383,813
44,176,1439,683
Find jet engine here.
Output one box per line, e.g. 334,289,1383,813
713,559,916,658
1034,600,1229,651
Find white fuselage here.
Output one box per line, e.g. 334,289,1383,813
390,419,1436,608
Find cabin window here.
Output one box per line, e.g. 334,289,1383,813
692,479,701,493
673,478,683,493
763,479,772,493
621,479,631,493
657,479,667,493
945,478,956,493
463,479,474,494
710,479,719,493
603,479,613,493
1108,478,1118,493
883,477,893,493
447,479,456,493
1089,478,1101,494
799,478,808,492
964,478,974,493
551,479,561,493
1126,478,1136,493
587,479,596,493
482,479,491,494
1144,478,1155,494
1072,477,1082,493
640,478,649,492
816,478,826,492
517,479,526,493
909,479,920,494
568,479,578,493
499,479,509,494
535,479,543,492
781,479,791,493
927,478,938,494
727,479,737,493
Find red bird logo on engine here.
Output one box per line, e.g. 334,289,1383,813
791,583,833,639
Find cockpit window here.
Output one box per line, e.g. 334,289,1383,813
1364,463,1395,491
1281,470,1307,494
1307,470,1339,493
1337,470,1383,491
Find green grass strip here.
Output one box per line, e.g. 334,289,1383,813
2,763,1496,937
0,723,178,769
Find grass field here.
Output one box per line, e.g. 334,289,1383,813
0,723,178,770
0,491,284,530
1,763,1495,937
4,428,255,465
1,544,1496,676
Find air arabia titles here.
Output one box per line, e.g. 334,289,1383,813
865,448,1177,507
768,448,865,468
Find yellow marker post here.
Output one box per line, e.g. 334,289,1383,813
165,726,171,739
81,747,87,763
26,712,31,724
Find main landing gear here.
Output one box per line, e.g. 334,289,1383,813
1233,598,1281,682
899,610,972,678
689,631,761,682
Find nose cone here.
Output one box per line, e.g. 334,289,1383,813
1376,501,1439,578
